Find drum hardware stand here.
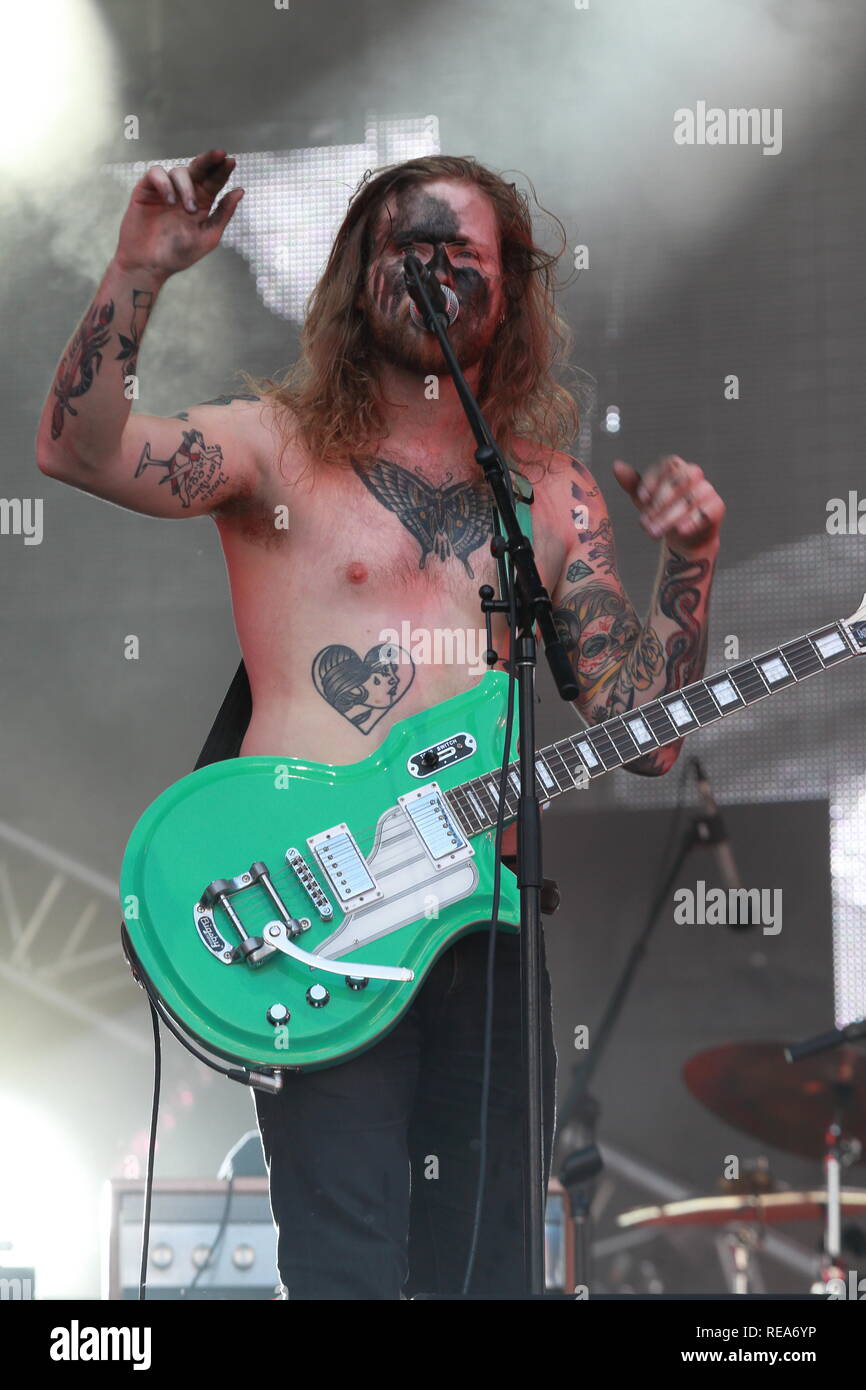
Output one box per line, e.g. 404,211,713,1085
786,1020,866,1292
557,1098,604,1290
717,1224,765,1295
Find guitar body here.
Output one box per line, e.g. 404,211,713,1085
121,594,866,1076
121,671,519,1072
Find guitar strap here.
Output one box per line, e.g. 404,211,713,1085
192,472,535,774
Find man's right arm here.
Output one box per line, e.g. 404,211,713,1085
35,149,255,519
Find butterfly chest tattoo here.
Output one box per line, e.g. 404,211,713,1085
352,457,495,580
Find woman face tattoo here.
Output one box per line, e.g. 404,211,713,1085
363,178,504,374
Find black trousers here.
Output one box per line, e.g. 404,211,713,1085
253,927,558,1300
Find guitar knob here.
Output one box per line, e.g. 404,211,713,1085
306,984,330,1008
345,976,369,991
266,1003,290,1027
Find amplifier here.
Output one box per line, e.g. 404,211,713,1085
103,1176,574,1298
102,1179,279,1300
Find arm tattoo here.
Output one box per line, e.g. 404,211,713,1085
311,642,415,734
51,299,115,439
569,456,600,503
553,584,664,711
657,548,712,688
578,516,616,576
116,289,153,380
171,391,261,421
133,428,228,509
554,533,714,773
352,457,493,578
622,549,713,774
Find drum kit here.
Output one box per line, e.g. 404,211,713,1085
617,1038,866,1294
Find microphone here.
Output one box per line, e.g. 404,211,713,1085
692,757,742,893
403,252,459,331
784,1018,866,1064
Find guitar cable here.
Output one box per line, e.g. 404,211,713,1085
122,924,276,1300
461,490,521,1295
138,997,161,1301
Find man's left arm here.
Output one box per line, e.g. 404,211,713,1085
551,454,726,776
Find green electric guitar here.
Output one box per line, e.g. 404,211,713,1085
121,596,866,1077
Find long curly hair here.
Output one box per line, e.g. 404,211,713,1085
246,155,579,474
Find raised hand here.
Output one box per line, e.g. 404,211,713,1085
613,455,725,552
114,148,245,280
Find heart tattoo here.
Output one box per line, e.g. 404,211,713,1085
311,642,415,734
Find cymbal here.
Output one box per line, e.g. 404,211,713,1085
683,1042,866,1161
618,1190,866,1231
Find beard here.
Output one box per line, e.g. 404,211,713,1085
364,288,497,377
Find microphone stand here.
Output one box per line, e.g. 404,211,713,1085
401,254,579,1295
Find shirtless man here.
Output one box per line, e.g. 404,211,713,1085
36,149,725,1299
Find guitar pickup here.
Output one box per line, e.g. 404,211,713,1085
307,824,383,910
398,783,474,871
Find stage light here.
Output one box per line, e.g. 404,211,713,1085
602,405,621,434
0,0,115,177
0,1092,93,1298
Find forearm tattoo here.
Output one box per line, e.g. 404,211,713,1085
352,457,493,578
311,642,415,734
553,584,664,714
625,551,712,773
553,548,713,776
133,428,228,509
116,289,153,380
657,548,712,688
51,299,115,439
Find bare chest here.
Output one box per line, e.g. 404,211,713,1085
237,455,557,612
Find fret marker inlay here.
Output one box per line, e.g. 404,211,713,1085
758,656,789,684
666,697,694,728
816,630,846,659
625,714,653,744
708,677,739,706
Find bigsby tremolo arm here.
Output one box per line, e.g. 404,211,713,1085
199,862,413,982
263,920,413,983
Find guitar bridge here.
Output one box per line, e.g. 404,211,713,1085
286,848,334,920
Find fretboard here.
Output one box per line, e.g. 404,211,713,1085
445,614,866,837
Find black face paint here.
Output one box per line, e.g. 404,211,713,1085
372,188,491,323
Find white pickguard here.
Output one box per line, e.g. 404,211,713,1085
314,806,479,959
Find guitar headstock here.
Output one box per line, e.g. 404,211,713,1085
843,591,866,652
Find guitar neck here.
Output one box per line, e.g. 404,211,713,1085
447,608,866,836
